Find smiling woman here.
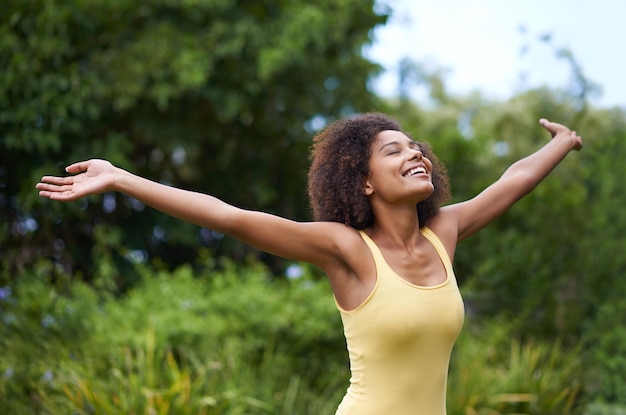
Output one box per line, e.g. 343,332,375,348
363,130,435,209
36,112,582,414
307,113,450,229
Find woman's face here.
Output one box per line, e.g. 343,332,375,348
364,130,434,203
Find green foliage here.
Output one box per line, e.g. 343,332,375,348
96,258,346,375
581,291,626,405
0,264,100,414
458,100,626,340
448,319,584,415
0,259,348,414
3,259,619,414
1,0,386,281
33,332,347,415
584,403,626,415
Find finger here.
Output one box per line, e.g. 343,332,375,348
39,190,75,201
65,160,90,174
38,190,67,199
39,175,75,185
36,182,74,192
37,183,78,200
38,188,67,199
574,135,583,151
539,118,569,128
539,118,572,138
539,118,556,137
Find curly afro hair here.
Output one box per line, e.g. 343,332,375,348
307,112,450,229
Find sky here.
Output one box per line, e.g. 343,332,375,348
366,0,626,108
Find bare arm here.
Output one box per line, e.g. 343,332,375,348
36,160,348,268
442,118,583,242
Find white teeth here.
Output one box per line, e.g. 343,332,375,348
404,167,426,177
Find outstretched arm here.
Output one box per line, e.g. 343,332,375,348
36,160,346,267
442,118,583,242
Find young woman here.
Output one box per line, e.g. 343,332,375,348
37,113,582,414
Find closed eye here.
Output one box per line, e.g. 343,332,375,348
379,138,419,155
409,143,422,153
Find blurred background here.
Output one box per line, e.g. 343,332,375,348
1,1,625,413
369,0,626,107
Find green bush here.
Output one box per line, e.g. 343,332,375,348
584,403,626,415
1,258,348,414
0,260,102,414
1,259,602,414
447,319,584,415
582,293,626,405
33,329,347,415
95,258,347,385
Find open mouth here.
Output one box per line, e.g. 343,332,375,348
403,166,427,177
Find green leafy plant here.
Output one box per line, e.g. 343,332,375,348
447,319,583,415
581,292,626,406
1,258,349,414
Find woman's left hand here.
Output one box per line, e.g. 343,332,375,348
540,118,583,151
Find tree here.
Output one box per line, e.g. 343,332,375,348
0,0,388,286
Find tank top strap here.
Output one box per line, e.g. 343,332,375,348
419,226,454,279
358,229,389,274
358,230,382,258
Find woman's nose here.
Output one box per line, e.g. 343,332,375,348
408,149,423,160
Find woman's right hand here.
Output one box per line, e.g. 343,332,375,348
36,159,119,201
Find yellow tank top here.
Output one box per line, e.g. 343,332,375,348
335,227,464,415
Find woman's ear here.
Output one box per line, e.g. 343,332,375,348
363,178,374,196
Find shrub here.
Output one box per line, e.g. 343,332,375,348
1,258,349,414
447,319,584,415
582,294,626,405
3,259,593,414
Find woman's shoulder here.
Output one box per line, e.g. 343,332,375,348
307,221,369,266
322,223,377,311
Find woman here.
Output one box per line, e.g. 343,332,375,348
36,113,582,414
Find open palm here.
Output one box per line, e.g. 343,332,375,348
37,159,118,201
